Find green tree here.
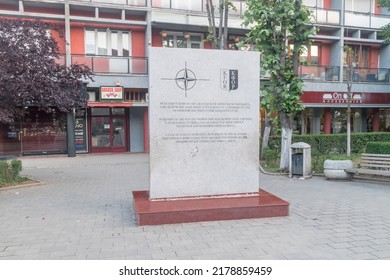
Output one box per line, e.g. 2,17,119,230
243,0,315,170
378,0,390,42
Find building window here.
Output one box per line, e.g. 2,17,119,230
162,32,203,49
300,45,319,65
343,45,370,68
153,0,202,11
125,89,148,102
345,0,372,12
85,29,130,56
302,0,323,8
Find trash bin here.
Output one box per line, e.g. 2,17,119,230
292,153,303,175
289,142,312,179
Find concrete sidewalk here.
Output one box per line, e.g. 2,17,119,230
0,153,390,260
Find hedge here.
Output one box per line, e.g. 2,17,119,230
366,142,390,154
263,132,390,155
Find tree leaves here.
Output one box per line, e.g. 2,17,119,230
0,18,93,124
244,0,314,169
244,0,314,117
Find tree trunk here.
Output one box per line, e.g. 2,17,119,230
218,2,223,49
279,112,293,171
222,2,229,50
260,114,271,160
206,0,217,49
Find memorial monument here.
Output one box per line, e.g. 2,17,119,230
133,48,289,225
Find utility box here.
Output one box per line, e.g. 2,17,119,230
289,142,312,179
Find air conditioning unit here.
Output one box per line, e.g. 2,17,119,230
87,91,96,102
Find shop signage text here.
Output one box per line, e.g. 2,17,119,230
100,86,123,100
322,92,362,104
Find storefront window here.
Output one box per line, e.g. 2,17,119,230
22,109,67,154
112,108,125,115
379,109,390,132
91,108,110,116
331,108,364,134
332,109,351,134
353,109,363,132
303,108,324,134
292,113,302,134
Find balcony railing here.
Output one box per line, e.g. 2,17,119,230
299,65,340,81
345,10,390,29
343,67,389,83
71,55,148,75
308,7,340,25
151,0,246,16
73,0,147,7
299,65,390,83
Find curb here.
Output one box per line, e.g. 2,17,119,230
0,179,44,191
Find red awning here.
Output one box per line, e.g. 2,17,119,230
88,102,133,107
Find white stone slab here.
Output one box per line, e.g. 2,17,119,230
149,47,260,199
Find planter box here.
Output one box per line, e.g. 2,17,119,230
323,159,353,180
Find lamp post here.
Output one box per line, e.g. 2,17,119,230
346,47,353,157
65,0,76,157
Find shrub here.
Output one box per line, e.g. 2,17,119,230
366,142,390,154
260,132,387,174
0,160,9,184
261,148,281,171
10,159,22,180
262,132,390,155
0,159,24,186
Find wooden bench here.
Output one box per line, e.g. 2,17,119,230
345,153,390,177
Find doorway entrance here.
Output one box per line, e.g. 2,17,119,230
90,108,127,152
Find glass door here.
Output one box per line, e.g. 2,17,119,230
112,117,126,151
91,116,111,150
90,108,127,153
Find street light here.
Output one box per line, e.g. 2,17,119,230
345,46,354,157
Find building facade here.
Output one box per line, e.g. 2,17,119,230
299,0,390,135
1,0,390,156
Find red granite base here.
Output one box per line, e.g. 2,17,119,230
132,189,289,226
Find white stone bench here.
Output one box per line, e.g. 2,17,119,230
345,153,390,177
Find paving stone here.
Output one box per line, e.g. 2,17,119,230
0,154,390,260
370,238,390,245
348,252,377,260
328,242,354,249
371,251,390,259
369,244,390,251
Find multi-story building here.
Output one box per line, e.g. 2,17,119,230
300,0,390,135
0,0,389,156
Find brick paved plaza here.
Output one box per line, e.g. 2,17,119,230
0,154,390,260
